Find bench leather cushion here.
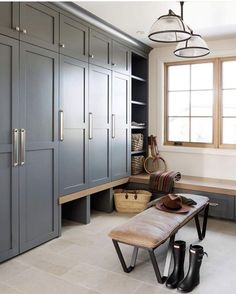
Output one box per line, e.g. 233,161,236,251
109,194,208,249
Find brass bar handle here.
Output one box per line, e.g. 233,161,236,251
20,129,26,166
89,112,93,139
59,110,64,141
12,129,19,167
112,114,115,138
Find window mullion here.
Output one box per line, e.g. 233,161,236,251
189,65,191,143
215,58,220,148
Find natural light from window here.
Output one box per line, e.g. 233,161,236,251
167,62,214,144
165,58,236,148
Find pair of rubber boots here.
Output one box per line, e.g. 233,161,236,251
166,241,206,292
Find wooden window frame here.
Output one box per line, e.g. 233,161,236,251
164,57,236,149
219,56,236,149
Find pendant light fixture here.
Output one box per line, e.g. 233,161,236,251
148,2,191,43
174,32,210,58
148,2,210,58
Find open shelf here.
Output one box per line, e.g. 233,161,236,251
131,75,146,82
131,52,148,176
131,100,146,106
131,150,145,155
131,126,146,130
131,53,147,80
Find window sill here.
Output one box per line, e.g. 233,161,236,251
159,145,236,157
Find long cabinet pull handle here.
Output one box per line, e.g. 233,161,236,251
12,129,19,167
20,129,26,166
59,110,64,141
89,112,93,139
112,114,115,138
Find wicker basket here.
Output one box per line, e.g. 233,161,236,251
131,155,144,175
131,133,144,151
114,189,152,213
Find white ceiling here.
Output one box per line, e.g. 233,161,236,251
76,1,236,48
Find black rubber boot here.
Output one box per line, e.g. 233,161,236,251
166,240,186,289
177,245,206,293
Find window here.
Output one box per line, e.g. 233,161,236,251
221,60,236,145
165,57,236,148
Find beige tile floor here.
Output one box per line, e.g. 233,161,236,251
0,211,235,294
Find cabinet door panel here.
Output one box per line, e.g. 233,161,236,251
111,72,131,180
89,29,111,69
0,2,19,39
89,65,111,186
23,150,55,240
60,56,88,195
89,129,110,185
60,15,88,62
111,129,129,178
112,41,130,75
20,2,59,51
19,43,59,252
0,35,19,262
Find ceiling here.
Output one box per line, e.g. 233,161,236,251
76,1,236,48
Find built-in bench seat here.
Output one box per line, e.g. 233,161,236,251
109,194,209,284
59,174,236,223
128,174,236,221
129,174,236,196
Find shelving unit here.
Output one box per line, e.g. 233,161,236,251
131,52,148,175
131,150,146,155
131,126,146,130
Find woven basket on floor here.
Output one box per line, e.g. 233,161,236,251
131,133,144,151
131,155,144,175
114,189,152,213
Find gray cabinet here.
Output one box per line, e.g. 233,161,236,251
112,41,130,75
19,43,59,252
60,14,88,61
88,65,111,186
89,29,111,69
19,2,59,51
0,35,19,262
0,2,19,39
111,72,131,180
59,55,89,195
174,188,235,221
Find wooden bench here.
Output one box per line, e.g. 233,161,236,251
109,194,209,284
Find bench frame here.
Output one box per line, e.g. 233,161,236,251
112,203,209,284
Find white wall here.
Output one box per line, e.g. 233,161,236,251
148,38,236,180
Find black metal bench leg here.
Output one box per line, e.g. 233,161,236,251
163,234,175,280
202,203,209,239
112,240,134,273
195,203,209,241
195,214,203,241
130,246,138,267
148,250,164,284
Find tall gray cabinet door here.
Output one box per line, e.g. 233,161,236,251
0,35,19,262
0,2,19,39
89,65,111,186
59,56,89,195
19,2,59,51
19,43,59,253
60,15,88,62
112,41,130,75
111,72,131,180
89,29,111,69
